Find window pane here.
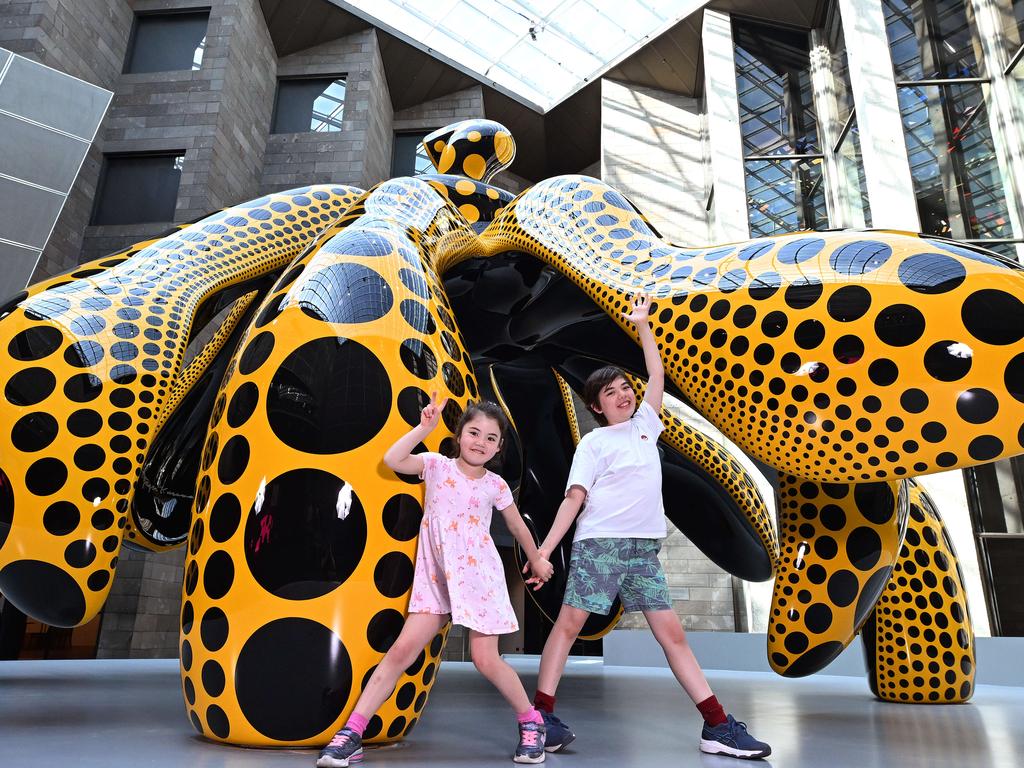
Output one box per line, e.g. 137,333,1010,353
882,0,983,80
837,118,873,227
391,131,436,178
733,20,819,156
966,241,1024,259
898,82,1013,239
745,158,827,236
92,154,184,225
125,12,209,74
272,78,346,134
829,12,855,126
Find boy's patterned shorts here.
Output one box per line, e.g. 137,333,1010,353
563,537,672,615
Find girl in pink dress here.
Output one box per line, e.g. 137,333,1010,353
317,396,555,767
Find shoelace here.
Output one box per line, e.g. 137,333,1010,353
329,730,354,748
520,722,542,748
727,719,749,736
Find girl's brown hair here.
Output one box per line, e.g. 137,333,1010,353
444,400,509,470
583,366,631,426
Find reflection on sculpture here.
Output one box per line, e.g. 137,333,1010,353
4,115,1019,745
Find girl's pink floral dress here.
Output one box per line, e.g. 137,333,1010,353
408,453,519,634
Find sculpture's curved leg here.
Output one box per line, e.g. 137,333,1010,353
861,479,975,702
0,185,361,626
768,475,908,676
183,179,483,746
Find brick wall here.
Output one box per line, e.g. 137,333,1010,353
259,29,389,195
0,0,134,281
203,0,276,215
393,85,484,132
97,547,186,658
0,0,132,85
600,78,708,246
24,0,276,274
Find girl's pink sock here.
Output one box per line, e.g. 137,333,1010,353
516,706,544,724
346,713,370,736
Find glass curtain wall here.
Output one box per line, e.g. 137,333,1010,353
826,10,872,226
733,19,828,236
883,0,1020,255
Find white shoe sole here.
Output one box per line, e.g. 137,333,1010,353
316,748,363,767
545,733,576,752
512,752,546,763
700,739,770,759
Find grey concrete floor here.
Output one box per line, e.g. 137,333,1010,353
1,657,1022,768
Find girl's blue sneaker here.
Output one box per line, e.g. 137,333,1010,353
699,715,771,759
316,726,363,767
513,720,546,763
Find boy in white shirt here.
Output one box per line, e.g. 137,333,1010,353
531,294,771,760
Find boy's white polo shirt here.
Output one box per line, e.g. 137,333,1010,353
565,399,666,542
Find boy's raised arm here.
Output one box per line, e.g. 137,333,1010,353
626,293,664,411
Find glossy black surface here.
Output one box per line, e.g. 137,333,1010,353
131,292,263,548
243,468,367,600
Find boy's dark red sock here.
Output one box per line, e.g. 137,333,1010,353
533,690,556,713
696,694,727,727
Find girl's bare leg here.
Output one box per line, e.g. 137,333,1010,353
352,612,450,719
468,630,532,712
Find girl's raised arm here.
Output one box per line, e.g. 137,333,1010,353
383,392,447,476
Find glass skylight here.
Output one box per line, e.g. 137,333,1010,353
334,0,706,112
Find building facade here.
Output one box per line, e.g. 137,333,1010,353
0,0,1021,658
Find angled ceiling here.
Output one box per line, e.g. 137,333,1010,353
607,0,826,95
258,0,826,179
328,0,710,113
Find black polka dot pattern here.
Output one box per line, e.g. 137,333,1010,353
8,149,1021,742
769,474,908,678
0,183,364,687
861,480,975,703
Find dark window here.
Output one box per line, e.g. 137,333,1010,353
91,153,184,225
271,78,346,134
392,131,438,177
965,459,1024,635
124,11,209,74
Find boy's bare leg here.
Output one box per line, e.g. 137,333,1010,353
644,608,713,703
536,604,591,696
352,612,450,719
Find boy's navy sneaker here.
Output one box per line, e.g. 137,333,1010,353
541,711,576,752
513,720,546,763
316,726,363,767
699,715,771,759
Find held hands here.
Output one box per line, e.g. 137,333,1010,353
419,391,448,432
522,548,554,591
625,292,653,328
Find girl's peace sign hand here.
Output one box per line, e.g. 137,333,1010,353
625,292,652,325
420,391,448,431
